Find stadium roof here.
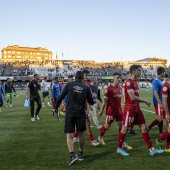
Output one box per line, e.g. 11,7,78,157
136,58,152,62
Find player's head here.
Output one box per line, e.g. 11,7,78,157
113,72,121,84
164,73,169,82
83,69,90,81
7,78,11,82
157,67,165,77
54,77,59,82
90,76,98,85
68,75,74,82
129,65,141,78
34,74,39,80
126,71,131,79
60,76,64,82
75,71,84,80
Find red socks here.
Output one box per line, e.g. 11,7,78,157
158,130,170,142
142,132,153,149
118,132,125,148
158,121,163,134
88,134,95,141
148,119,159,130
100,126,107,137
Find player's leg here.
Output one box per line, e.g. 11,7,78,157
156,119,170,151
9,93,13,107
129,124,137,135
85,114,100,146
89,104,102,129
47,92,51,106
117,120,132,150
34,97,42,120
148,104,163,135
76,115,86,160
30,98,35,121
65,116,78,166
42,92,45,106
0,97,3,112
6,93,10,107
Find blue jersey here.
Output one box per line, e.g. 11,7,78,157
0,84,4,97
152,78,163,104
61,84,67,104
51,82,60,99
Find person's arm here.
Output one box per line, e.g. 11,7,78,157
98,98,107,117
86,88,94,105
128,90,151,107
162,95,170,121
154,90,163,107
26,87,30,99
12,84,16,94
55,84,67,110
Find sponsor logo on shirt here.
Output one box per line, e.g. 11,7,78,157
73,86,83,93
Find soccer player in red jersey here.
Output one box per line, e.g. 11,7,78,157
156,74,170,152
98,72,132,150
117,64,164,156
123,71,137,135
73,69,100,146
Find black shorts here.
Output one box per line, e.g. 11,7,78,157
64,115,86,133
42,91,49,98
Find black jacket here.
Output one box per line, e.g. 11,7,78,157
55,80,94,117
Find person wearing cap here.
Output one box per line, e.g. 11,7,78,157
40,77,51,107
26,74,42,121
55,71,94,166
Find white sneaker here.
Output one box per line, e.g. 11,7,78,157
47,103,51,106
31,117,35,121
73,137,79,143
35,115,40,120
10,105,13,108
6,103,9,107
42,104,45,107
91,140,100,146
98,136,105,145
97,124,102,130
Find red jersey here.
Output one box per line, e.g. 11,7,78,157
59,82,65,88
162,82,170,108
124,79,140,110
104,84,122,114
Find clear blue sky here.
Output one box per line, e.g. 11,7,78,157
1,0,170,63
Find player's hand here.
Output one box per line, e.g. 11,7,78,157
166,114,170,123
98,111,102,117
92,92,97,97
145,100,151,107
158,103,163,108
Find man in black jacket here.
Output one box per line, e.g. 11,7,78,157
55,71,94,166
26,74,42,121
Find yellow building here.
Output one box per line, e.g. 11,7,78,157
1,45,52,62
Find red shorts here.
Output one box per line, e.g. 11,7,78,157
154,104,165,116
105,107,123,123
123,108,145,127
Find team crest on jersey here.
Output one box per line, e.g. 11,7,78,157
126,82,130,86
163,87,167,91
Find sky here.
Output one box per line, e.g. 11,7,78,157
0,0,170,63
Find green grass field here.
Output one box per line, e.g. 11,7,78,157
0,88,169,170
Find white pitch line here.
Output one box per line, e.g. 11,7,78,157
140,109,155,113
121,103,155,114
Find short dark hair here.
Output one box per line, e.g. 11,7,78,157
75,71,84,80
129,65,141,74
113,72,121,76
34,74,38,77
126,71,130,75
68,75,74,78
165,73,169,78
157,67,165,75
54,77,59,80
83,69,90,74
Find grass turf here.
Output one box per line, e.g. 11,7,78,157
0,87,169,170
